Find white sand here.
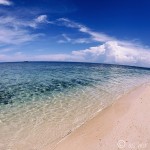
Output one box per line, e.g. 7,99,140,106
52,84,150,150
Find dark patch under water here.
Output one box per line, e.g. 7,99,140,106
0,78,92,105
0,62,150,105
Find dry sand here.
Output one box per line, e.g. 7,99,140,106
52,83,150,150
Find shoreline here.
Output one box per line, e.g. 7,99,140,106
51,83,150,150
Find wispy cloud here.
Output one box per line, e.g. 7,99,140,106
0,53,84,62
0,16,36,28
53,18,150,67
0,15,50,29
0,27,42,45
0,47,15,52
0,14,150,67
34,15,53,24
0,15,47,46
56,18,115,42
0,0,12,6
1,41,150,67
35,15,47,23
60,34,72,42
33,17,115,43
58,33,94,44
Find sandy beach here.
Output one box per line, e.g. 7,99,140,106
1,0,150,149
52,83,150,150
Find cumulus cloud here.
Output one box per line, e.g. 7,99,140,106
1,41,150,68
0,16,150,68
0,0,12,6
55,18,150,67
72,41,150,67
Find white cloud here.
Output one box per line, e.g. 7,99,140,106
57,18,115,42
1,41,150,67
55,18,150,67
72,41,150,67
0,53,84,62
0,0,12,6
33,54,83,61
61,34,71,42
0,15,48,46
0,52,25,62
0,16,150,68
58,33,94,44
0,47,14,52
0,27,41,45
0,15,49,29
34,15,54,25
73,38,92,44
35,15,48,23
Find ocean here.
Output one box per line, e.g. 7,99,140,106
0,62,150,149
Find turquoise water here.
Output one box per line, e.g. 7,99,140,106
0,62,150,149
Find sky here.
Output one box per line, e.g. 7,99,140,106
0,0,150,67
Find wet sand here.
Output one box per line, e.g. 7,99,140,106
53,83,150,150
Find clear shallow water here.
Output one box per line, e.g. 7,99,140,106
0,62,150,149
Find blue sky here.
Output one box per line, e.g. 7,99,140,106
0,0,150,67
